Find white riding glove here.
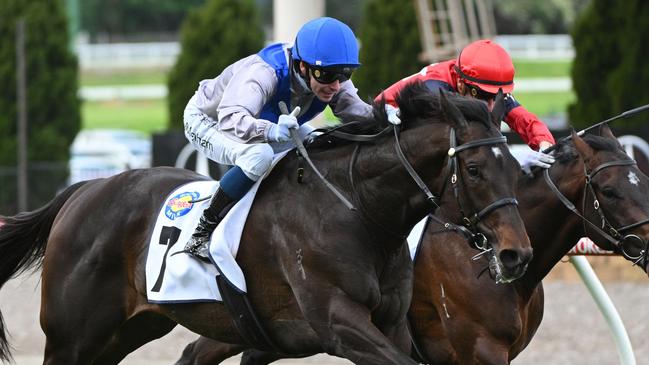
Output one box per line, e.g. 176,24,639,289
385,104,401,125
267,106,301,142
518,149,555,174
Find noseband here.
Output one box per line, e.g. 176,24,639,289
544,158,649,266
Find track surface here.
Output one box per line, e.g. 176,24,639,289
1,271,647,364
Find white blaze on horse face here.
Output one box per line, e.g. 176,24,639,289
491,146,503,158
628,171,640,186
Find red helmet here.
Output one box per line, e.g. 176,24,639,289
455,40,515,94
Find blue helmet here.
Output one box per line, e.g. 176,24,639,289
293,17,360,68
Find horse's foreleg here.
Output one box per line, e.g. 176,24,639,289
175,336,246,365
377,318,413,357
302,295,418,365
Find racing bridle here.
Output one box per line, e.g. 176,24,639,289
423,127,518,254
544,157,649,267
296,119,518,247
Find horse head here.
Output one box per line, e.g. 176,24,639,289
395,83,532,282
569,124,649,273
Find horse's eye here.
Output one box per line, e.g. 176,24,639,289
467,166,480,177
601,187,618,199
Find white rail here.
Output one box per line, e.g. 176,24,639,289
570,256,636,365
494,34,574,60
75,35,575,71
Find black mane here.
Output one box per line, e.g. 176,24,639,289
395,81,493,130
308,82,494,149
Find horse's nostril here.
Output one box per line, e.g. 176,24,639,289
498,249,519,269
498,248,532,269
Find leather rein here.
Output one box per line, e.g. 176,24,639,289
294,120,517,246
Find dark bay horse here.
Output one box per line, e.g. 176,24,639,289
174,124,649,365
406,124,649,364
0,83,532,365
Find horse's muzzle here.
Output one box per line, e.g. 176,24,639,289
496,247,533,282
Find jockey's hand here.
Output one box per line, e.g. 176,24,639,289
385,104,401,125
268,106,300,142
518,149,555,174
539,140,553,151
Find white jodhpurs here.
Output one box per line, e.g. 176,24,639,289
183,95,315,181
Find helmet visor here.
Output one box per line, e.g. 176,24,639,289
310,66,354,84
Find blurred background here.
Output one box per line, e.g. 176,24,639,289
1,1,649,363
2,0,648,214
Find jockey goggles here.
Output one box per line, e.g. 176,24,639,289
309,66,354,84
465,83,498,102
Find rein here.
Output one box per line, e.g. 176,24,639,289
543,159,649,266
299,119,515,244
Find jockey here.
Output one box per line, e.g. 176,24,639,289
183,17,373,258
377,39,556,173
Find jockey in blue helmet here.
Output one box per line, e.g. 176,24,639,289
182,17,372,260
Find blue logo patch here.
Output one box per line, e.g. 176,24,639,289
165,191,200,220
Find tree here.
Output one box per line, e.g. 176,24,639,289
352,0,423,101
568,0,649,128
80,0,206,42
327,0,365,33
166,0,264,130
0,0,80,212
493,0,589,34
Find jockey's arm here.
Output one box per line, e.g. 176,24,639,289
330,80,374,122
193,59,278,144
503,94,555,151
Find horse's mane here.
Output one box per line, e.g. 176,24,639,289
395,81,493,131
554,133,621,163
307,82,493,150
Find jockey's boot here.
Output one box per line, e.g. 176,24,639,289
184,188,235,261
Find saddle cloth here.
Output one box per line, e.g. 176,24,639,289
408,217,428,260
145,152,288,303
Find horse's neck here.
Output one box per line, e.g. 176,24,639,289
351,131,447,240
517,164,586,286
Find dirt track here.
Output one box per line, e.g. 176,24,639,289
1,259,648,365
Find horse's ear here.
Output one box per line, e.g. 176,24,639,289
439,90,468,130
598,123,623,148
572,129,594,162
490,88,505,128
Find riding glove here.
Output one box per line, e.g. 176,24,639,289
267,107,301,142
385,104,401,125
518,149,555,174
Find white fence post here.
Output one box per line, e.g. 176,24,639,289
569,256,636,365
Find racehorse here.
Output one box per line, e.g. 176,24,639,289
173,124,649,365
0,83,532,365
405,124,649,364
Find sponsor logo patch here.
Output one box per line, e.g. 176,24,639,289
165,191,200,220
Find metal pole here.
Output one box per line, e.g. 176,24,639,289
570,256,636,365
16,19,28,212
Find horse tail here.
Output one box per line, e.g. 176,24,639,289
0,180,88,362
